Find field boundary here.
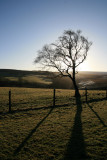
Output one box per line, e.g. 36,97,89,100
0,88,107,114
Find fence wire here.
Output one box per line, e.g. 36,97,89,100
0,87,106,113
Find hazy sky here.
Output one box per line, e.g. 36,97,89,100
0,0,107,72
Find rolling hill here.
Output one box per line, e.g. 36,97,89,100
0,69,107,89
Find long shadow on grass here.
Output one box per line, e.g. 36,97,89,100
14,107,53,155
87,103,106,127
64,97,89,160
86,97,106,104
0,104,70,117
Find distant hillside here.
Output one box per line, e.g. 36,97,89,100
0,69,51,77
0,69,107,89
76,71,107,89
0,69,53,88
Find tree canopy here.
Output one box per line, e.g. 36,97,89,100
35,29,92,96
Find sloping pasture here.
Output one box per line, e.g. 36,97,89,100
0,87,107,160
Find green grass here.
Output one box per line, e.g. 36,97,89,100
0,87,107,160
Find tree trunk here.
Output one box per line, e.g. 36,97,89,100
72,62,81,97
72,78,81,97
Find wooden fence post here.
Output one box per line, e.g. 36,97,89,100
85,87,87,102
9,90,11,113
53,89,55,107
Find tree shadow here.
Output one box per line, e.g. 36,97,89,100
87,103,106,127
64,97,89,160
14,107,53,155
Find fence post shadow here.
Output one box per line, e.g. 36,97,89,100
14,107,53,155
64,96,89,160
87,102,106,127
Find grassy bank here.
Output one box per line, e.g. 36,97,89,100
0,87,107,160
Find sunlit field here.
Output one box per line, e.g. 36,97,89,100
0,87,107,160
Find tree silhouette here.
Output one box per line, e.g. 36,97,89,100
34,30,92,97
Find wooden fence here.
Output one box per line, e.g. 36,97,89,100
7,88,107,113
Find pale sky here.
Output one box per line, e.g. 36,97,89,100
0,0,107,72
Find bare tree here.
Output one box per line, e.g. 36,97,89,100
34,30,92,97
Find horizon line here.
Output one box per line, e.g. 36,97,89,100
0,68,107,73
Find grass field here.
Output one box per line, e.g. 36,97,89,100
0,87,107,160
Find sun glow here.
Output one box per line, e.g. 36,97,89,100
78,61,91,71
